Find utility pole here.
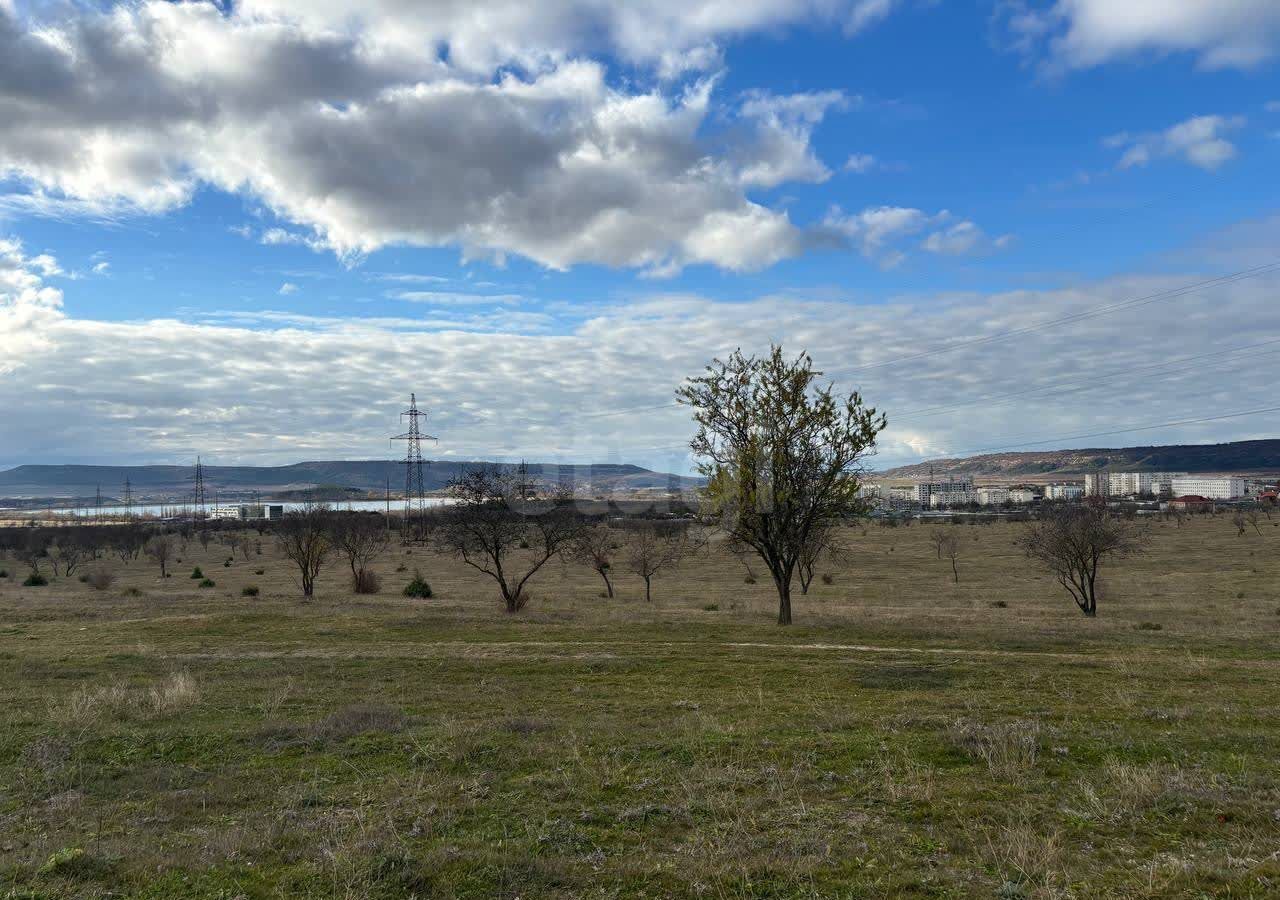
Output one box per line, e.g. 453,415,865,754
123,477,134,521
95,484,103,525
391,393,437,543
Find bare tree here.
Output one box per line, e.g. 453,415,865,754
1018,504,1147,617
1245,509,1262,536
48,537,85,577
797,521,849,595
935,532,961,583
435,467,582,613
573,525,618,598
331,513,390,593
678,345,885,624
625,521,698,602
197,528,212,553
145,534,175,578
275,504,332,598
929,529,949,559
1232,511,1248,537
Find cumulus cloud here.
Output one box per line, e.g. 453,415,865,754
0,237,63,374
1003,0,1280,71
0,1,898,276
821,206,1010,266
277,282,299,295
1106,115,1245,171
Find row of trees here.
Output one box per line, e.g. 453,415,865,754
270,473,700,608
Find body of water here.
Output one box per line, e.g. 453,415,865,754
0,498,453,518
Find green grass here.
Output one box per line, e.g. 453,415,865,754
0,514,1278,897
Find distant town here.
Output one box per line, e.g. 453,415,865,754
867,471,1276,515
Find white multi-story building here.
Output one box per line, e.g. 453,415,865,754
1045,483,1084,501
1107,472,1187,497
915,478,974,507
929,486,978,508
1083,473,1105,497
209,505,241,520
977,487,1010,506
1008,487,1040,504
1170,476,1246,500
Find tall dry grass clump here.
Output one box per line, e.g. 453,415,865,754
948,718,1040,776
53,671,200,727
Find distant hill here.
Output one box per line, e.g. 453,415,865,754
0,460,701,502
877,439,1280,480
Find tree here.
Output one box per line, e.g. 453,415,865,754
331,513,390,593
937,532,961,583
435,467,582,613
145,534,174,578
625,521,698,602
1232,511,1248,537
678,345,886,625
573,525,618,598
1018,504,1147,617
48,535,86,577
797,520,849,595
275,504,332,598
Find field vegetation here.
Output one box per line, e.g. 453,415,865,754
1,510,1278,898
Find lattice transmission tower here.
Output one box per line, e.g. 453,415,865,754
123,477,134,520
391,393,437,542
193,456,207,521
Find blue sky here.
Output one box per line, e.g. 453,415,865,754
1,0,1279,473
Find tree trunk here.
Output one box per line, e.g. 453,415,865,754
774,570,793,625
598,569,614,598
643,575,652,603
950,558,958,583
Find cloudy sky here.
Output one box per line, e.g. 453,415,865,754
1,0,1278,474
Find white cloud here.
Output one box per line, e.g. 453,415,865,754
0,1,888,276
1005,0,1280,71
821,206,1010,266
3,257,1276,470
0,237,63,374
277,282,299,295
1106,115,1245,171
922,220,1014,256
390,291,523,306
843,153,877,174
92,260,110,274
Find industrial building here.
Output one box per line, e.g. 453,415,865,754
1045,483,1084,500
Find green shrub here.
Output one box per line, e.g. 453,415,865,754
199,578,216,588
77,573,89,583
190,567,204,579
242,586,259,597
820,573,834,585
255,569,264,575
0,568,8,578
23,572,48,587
702,603,719,611
403,571,433,599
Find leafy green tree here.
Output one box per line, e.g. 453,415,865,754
678,346,886,625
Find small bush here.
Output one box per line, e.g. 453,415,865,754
353,569,382,594
86,570,116,591
821,573,834,585
948,718,1039,775
1134,621,1163,631
702,603,719,611
242,586,260,597
199,578,216,588
990,600,1009,608
394,563,407,573
255,569,264,575
223,560,232,568
77,573,89,583
123,587,143,597
403,571,432,599
190,567,204,579
23,572,48,587
743,575,756,584
0,568,8,578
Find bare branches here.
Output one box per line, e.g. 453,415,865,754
434,467,582,613
624,521,700,602
1018,505,1147,616
275,504,333,598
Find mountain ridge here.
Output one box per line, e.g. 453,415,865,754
0,460,700,501
876,439,1280,480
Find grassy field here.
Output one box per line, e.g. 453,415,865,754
1,514,1278,898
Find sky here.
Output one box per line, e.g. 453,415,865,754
1,0,1278,475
